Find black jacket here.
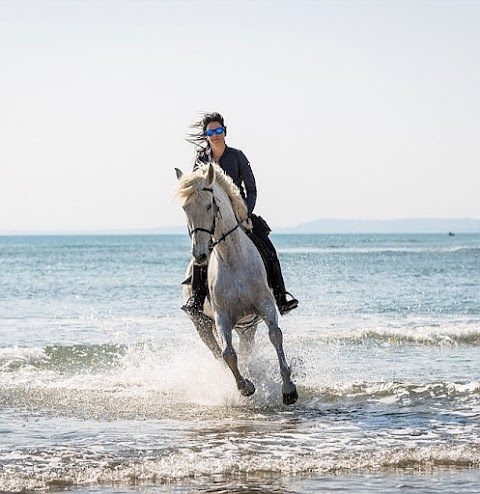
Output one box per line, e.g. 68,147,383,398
194,146,257,215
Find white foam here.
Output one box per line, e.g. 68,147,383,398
1,443,479,492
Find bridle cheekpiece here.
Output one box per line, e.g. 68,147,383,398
188,187,244,251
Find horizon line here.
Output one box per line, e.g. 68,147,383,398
1,217,480,236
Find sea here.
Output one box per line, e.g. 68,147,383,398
0,233,479,494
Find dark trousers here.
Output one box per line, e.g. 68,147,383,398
248,214,287,301
190,214,287,303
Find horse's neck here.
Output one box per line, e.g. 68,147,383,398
213,198,248,259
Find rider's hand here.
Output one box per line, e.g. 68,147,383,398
242,217,253,232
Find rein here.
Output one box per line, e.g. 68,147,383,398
209,222,242,249
188,187,245,251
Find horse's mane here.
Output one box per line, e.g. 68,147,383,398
176,163,248,222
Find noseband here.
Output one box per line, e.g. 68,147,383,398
188,187,244,250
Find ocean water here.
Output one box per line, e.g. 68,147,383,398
0,233,479,493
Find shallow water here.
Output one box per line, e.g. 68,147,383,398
1,234,479,492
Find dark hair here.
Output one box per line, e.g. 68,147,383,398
187,112,227,157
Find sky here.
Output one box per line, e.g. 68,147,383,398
1,0,479,232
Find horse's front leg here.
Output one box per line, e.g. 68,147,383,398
188,312,222,360
183,282,222,360
263,309,298,405
216,316,255,397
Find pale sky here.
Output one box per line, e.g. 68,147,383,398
1,0,479,232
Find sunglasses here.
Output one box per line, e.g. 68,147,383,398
205,127,225,137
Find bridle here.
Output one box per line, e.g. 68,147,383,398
188,187,245,251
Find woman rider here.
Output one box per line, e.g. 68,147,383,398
182,112,298,316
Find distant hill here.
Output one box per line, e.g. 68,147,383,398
152,218,480,235
278,218,480,234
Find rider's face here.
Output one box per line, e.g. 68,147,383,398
205,121,226,147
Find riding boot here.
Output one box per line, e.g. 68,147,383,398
181,264,208,316
270,258,299,315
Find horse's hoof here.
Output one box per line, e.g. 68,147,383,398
283,388,298,405
240,379,255,397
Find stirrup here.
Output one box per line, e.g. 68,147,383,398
278,292,298,316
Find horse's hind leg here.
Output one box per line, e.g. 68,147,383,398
263,313,298,405
217,319,255,397
238,323,257,359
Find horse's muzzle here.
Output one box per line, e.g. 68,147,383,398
193,253,209,266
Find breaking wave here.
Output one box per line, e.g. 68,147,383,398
0,444,479,492
328,329,480,346
1,340,479,420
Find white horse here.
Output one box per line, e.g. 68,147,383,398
175,163,298,405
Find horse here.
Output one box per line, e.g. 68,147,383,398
175,163,298,405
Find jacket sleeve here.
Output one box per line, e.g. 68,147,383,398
238,151,257,215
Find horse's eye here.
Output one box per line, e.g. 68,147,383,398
206,204,212,211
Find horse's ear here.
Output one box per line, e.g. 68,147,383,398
175,168,183,180
206,163,215,186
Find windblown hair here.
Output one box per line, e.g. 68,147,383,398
186,112,227,165
176,163,248,222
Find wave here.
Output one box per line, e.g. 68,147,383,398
3,379,479,418
279,245,480,255
1,338,479,419
303,380,480,407
289,317,480,347
1,323,479,378
0,347,47,372
2,347,479,418
327,329,480,346
0,444,479,492
0,343,243,417
44,343,129,370
0,344,128,372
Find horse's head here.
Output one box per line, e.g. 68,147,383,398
176,164,218,265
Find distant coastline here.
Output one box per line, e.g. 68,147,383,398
276,217,480,234
2,218,480,235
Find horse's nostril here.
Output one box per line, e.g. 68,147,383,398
192,252,208,265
